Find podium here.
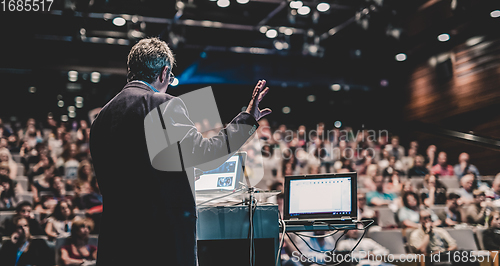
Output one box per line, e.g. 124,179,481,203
197,205,280,266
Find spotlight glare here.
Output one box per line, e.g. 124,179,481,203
317,2,330,12
171,78,179,86
334,121,342,128
491,10,500,18
265,29,278,38
289,1,302,9
297,6,310,15
437,33,450,42
217,0,230,8
112,17,126,26
395,53,407,61
331,84,341,91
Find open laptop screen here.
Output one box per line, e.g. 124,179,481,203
195,153,245,192
284,173,357,221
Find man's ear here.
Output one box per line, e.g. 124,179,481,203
160,66,169,83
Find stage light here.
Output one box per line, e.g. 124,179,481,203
171,78,179,86
112,17,126,27
466,36,484,46
395,53,407,61
28,87,36,93
297,6,310,15
68,71,78,82
57,94,63,100
289,1,302,9
491,10,500,18
217,0,230,8
282,106,291,114
259,26,268,34
331,84,341,91
61,115,68,122
75,96,84,103
274,41,284,50
307,95,316,102
76,102,84,108
334,121,342,128
284,28,293,36
308,44,318,54
265,29,278,38
236,0,249,4
91,72,101,83
68,106,76,112
69,111,76,118
58,100,64,108
437,33,450,42
317,2,330,12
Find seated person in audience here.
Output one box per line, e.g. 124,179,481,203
60,218,97,266
420,174,447,207
437,193,463,227
45,199,77,240
398,191,441,229
358,192,376,221
74,176,102,212
366,175,398,207
0,174,17,209
486,172,500,203
385,136,405,161
35,175,74,217
453,152,480,179
27,150,53,182
3,201,44,236
430,152,454,177
0,215,54,266
409,209,457,256
463,189,492,226
381,156,405,178
30,157,56,205
0,147,18,179
408,155,429,179
336,229,389,259
483,211,500,250
457,174,476,205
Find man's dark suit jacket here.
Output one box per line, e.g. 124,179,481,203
90,81,259,265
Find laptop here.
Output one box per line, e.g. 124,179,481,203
195,152,247,193
283,172,357,226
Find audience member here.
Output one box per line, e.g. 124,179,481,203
398,191,440,229
60,218,97,266
56,142,80,186
336,229,389,259
453,152,480,179
0,215,54,266
483,211,500,250
420,174,447,206
385,136,405,161
463,189,492,226
457,174,476,205
430,152,454,177
2,201,45,236
381,156,404,178
409,209,457,255
436,193,462,227
366,175,397,207
425,145,437,171
0,174,17,209
486,173,500,203
0,147,18,179
407,155,429,178
45,199,77,240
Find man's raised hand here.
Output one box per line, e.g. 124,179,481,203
246,79,271,121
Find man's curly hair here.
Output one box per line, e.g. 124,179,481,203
127,37,176,83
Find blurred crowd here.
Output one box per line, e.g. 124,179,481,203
0,114,499,265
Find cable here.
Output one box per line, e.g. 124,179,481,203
275,219,286,266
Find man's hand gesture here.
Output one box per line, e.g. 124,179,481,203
246,80,271,121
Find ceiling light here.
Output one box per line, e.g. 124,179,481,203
112,17,126,27
307,95,316,102
297,6,310,15
259,26,268,34
91,72,101,83
490,10,500,18
236,0,249,4
289,1,302,9
265,29,278,38
284,28,293,36
317,2,330,12
217,0,230,8
331,84,341,91
437,33,450,42
61,115,68,122
395,53,407,61
282,106,291,114
28,87,36,93
58,100,64,108
68,71,78,82
465,36,484,46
